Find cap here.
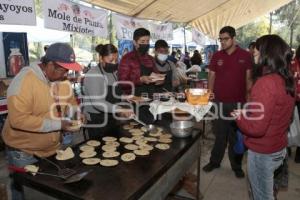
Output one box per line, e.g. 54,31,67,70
44,43,81,71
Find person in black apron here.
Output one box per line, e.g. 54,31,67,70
83,44,133,139
118,28,165,124
134,54,157,96
134,54,158,124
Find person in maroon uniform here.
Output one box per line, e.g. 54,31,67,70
203,26,252,178
118,28,162,96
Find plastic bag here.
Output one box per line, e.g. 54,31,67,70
174,63,188,84
288,107,300,147
234,129,245,154
62,132,74,145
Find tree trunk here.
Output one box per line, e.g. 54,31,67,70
183,26,187,52
290,24,294,47
269,12,273,34
109,13,113,44
289,0,297,47
91,36,96,61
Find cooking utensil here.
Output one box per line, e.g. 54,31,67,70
159,94,171,102
162,88,175,98
63,170,92,184
131,116,146,126
40,157,76,178
9,165,67,179
8,166,91,184
175,93,186,102
162,88,173,94
170,121,195,138
145,124,158,133
131,116,158,132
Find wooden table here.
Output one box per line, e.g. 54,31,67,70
14,120,202,200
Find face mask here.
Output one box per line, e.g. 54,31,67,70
138,44,150,55
157,53,168,62
104,63,118,73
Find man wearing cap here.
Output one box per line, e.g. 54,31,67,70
2,43,81,200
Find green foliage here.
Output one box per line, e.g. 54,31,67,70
236,19,269,49
34,0,42,17
236,0,300,49
275,0,300,47
275,0,300,26
28,43,43,63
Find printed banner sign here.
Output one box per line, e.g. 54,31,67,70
0,0,36,25
204,45,218,64
112,13,148,40
192,28,206,45
150,23,173,41
43,0,108,37
113,13,173,41
118,40,133,61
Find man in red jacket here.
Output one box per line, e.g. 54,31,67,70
119,28,164,124
118,28,161,96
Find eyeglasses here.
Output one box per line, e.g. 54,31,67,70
52,62,68,74
218,37,232,42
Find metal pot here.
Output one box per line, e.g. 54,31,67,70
169,121,195,138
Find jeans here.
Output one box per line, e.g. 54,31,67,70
6,149,38,200
247,148,286,200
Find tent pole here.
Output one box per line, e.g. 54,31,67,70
70,34,74,47
91,5,96,60
183,25,187,53
109,12,113,44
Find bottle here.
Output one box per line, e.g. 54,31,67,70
8,41,24,76
61,108,78,147
176,85,186,102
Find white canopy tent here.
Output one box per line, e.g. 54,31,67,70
84,0,292,38
170,28,216,47
150,28,213,51
0,18,70,78
0,17,70,43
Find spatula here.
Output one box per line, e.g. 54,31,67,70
8,165,91,184
131,116,158,132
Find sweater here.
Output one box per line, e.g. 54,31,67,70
236,74,294,153
2,63,78,157
83,66,119,114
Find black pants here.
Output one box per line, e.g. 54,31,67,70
210,102,243,171
87,112,120,140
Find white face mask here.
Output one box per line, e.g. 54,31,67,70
157,53,168,62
